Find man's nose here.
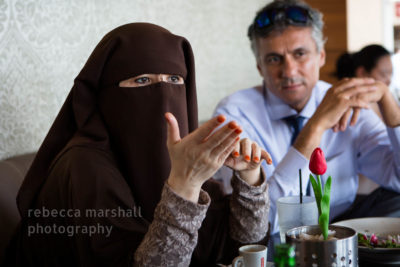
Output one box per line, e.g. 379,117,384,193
282,57,297,78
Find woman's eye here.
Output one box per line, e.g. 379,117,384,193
168,75,183,84
134,77,150,84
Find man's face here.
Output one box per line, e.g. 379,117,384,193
256,26,325,112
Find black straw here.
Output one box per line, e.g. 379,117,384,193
299,169,303,204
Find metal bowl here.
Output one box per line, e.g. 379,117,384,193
286,225,358,267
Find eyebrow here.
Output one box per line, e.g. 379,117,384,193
263,46,311,58
265,52,282,58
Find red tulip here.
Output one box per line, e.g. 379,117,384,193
309,147,327,175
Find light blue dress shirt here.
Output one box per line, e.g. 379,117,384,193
213,81,400,233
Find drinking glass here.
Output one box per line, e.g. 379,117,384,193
277,196,318,243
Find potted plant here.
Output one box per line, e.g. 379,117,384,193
285,147,358,267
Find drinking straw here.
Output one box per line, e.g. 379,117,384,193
299,169,303,203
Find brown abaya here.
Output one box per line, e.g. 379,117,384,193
2,23,265,266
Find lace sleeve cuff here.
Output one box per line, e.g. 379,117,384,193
229,168,269,243
134,184,210,266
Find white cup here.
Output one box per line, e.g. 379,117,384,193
277,195,318,243
232,244,267,267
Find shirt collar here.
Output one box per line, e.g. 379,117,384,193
264,83,318,120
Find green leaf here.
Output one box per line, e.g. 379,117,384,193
318,212,329,240
309,174,322,215
323,176,332,200
320,176,332,240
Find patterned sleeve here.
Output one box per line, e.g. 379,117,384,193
134,183,210,267
229,169,270,243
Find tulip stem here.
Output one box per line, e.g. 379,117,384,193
310,174,332,240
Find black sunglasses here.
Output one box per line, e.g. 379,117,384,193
254,6,311,29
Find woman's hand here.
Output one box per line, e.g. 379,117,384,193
165,112,242,202
224,138,272,186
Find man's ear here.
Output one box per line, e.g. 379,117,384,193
355,66,367,77
257,61,262,76
319,48,326,68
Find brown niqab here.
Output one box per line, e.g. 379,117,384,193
7,23,242,267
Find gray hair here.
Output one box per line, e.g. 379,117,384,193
248,0,326,58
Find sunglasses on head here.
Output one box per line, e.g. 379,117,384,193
254,6,311,29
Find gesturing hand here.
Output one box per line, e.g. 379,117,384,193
224,138,272,186
165,112,242,202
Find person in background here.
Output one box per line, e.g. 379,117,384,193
3,23,271,267
213,0,400,237
336,44,393,86
336,44,394,116
390,48,400,103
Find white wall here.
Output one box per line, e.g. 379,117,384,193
347,0,384,51
0,0,269,159
347,0,400,52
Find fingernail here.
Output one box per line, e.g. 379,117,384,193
235,136,240,141
235,128,242,134
253,156,260,162
267,158,272,164
228,121,237,129
217,115,226,123
233,151,240,157
244,155,250,162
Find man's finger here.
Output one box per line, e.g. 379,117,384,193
332,123,339,132
335,77,375,92
165,112,181,146
339,109,352,131
350,108,360,126
339,84,378,101
347,97,370,109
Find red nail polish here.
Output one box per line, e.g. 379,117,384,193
253,156,260,162
235,128,242,134
267,158,272,164
233,151,240,157
245,155,250,162
228,121,237,129
217,115,226,123
235,136,240,141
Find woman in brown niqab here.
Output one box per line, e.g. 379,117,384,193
5,23,271,267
